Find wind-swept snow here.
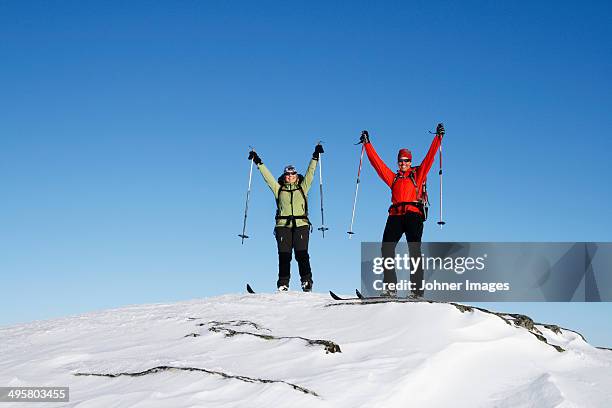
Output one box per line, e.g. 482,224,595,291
1,292,611,407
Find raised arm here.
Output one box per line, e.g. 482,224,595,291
248,150,280,198
258,163,281,198
416,124,444,185
300,158,318,194
300,143,323,194
362,131,395,188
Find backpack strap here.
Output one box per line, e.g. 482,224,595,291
392,167,419,187
389,166,430,221
275,183,310,229
408,168,419,195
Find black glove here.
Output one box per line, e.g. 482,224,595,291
360,130,370,144
248,150,262,165
436,123,445,137
313,144,324,159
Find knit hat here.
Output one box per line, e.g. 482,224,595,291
283,165,297,175
397,149,412,161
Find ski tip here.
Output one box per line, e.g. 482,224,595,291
355,289,364,299
329,291,343,301
246,284,255,294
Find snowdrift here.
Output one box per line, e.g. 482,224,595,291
1,292,611,407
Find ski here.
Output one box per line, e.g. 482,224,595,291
329,290,383,301
328,290,378,301
330,289,437,303
329,291,351,300
247,284,311,294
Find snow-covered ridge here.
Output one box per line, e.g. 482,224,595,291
1,292,611,407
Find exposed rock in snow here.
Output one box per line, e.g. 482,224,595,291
1,292,611,407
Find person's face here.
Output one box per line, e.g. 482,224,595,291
284,171,298,183
398,158,411,172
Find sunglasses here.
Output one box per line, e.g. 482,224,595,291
398,159,411,163
285,171,297,176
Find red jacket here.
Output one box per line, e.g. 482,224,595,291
365,134,442,216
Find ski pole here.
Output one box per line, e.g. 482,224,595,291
238,151,255,244
347,143,365,238
317,144,329,238
437,143,446,228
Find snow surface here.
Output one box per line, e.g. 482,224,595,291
1,292,611,407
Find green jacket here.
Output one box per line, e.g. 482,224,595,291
257,158,318,228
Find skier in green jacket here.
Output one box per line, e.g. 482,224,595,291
248,143,324,292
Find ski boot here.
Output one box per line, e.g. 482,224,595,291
278,285,289,292
301,280,313,293
380,289,398,298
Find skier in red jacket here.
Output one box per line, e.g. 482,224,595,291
360,124,445,298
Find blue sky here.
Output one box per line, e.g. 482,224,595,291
1,1,611,345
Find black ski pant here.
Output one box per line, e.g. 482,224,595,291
381,212,424,296
275,226,312,287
